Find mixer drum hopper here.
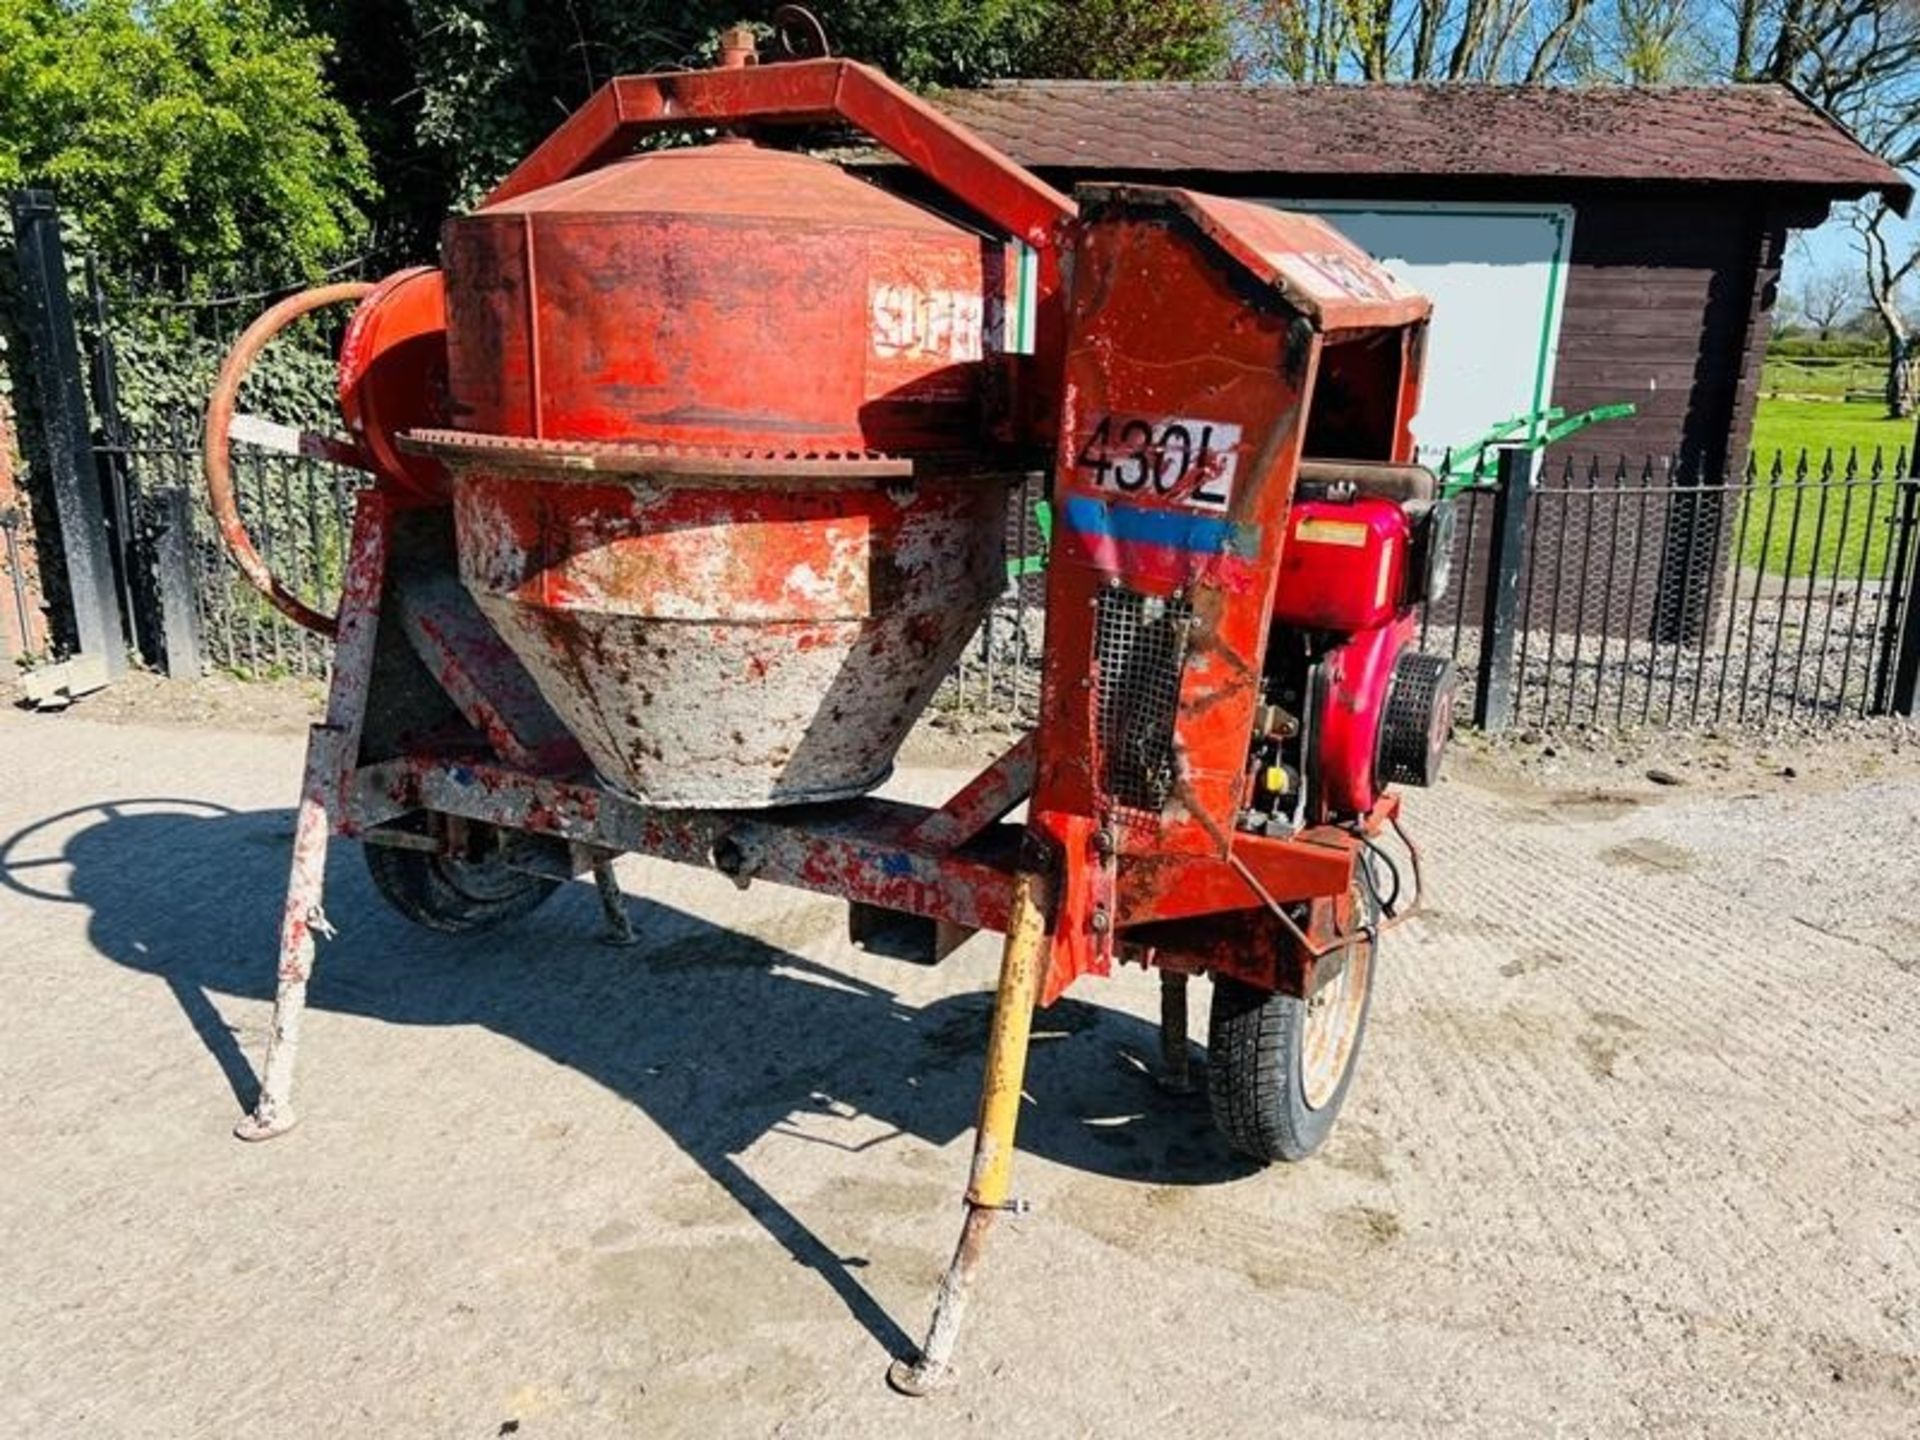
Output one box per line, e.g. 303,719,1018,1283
430,142,1016,807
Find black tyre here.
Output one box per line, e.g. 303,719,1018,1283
1207,885,1378,1163
363,827,560,934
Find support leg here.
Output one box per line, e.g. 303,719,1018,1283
234,725,342,1142
591,854,639,947
888,868,1049,1396
1157,969,1197,1095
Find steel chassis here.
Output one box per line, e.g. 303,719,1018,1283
221,43,1414,1396
242,489,1042,1153
236,476,1392,1391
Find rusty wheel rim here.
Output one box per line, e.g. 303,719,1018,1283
1300,925,1373,1111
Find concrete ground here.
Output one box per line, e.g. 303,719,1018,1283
1,703,1916,1438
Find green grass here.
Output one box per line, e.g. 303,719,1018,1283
1739,398,1913,578
1750,396,1911,463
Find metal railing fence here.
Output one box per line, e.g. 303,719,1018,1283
89,428,1920,729
1418,447,1919,730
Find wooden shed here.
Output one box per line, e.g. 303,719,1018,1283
924,81,1907,477
911,82,1910,638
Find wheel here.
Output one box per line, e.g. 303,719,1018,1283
1207,883,1379,1163
362,823,560,934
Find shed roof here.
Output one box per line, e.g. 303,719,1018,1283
926,82,1911,210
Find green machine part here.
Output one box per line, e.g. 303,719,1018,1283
1439,402,1637,496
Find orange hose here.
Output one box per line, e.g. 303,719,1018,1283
203,282,374,638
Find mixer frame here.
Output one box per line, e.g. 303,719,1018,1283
211,30,1438,1398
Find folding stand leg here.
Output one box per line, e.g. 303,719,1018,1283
1157,970,1197,1094
888,868,1049,1395
591,855,639,947
234,725,342,1142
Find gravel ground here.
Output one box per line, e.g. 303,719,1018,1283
2,702,1917,1437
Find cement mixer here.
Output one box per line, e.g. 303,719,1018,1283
206,23,1457,1393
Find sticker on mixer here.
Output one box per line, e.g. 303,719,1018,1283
1073,415,1243,512
870,283,986,362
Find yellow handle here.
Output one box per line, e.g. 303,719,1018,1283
967,868,1048,1208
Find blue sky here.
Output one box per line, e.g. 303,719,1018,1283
1792,202,1918,283
1785,198,1918,321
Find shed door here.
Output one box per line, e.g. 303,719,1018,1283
1261,200,1575,476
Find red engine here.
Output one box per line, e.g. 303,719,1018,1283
1260,485,1460,820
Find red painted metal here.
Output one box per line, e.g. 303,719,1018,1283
1271,497,1412,632
211,51,1448,1032
427,74,1071,808
203,282,376,637
446,143,1011,454
339,267,450,504
906,733,1035,852
1027,185,1431,1003
478,57,1075,432
1314,613,1419,816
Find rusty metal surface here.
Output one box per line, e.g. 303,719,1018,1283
403,429,915,479
888,1205,997,1396
453,463,1009,807
351,756,1019,937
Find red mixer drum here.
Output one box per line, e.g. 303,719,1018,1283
431,439,1009,807
441,140,1007,452
425,139,1019,807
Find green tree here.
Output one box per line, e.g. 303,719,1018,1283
0,0,374,278
1018,0,1230,80
300,1,1234,255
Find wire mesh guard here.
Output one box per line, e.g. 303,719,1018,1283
1377,650,1456,786
1093,586,1194,812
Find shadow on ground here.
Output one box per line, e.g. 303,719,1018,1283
1,798,1253,1359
